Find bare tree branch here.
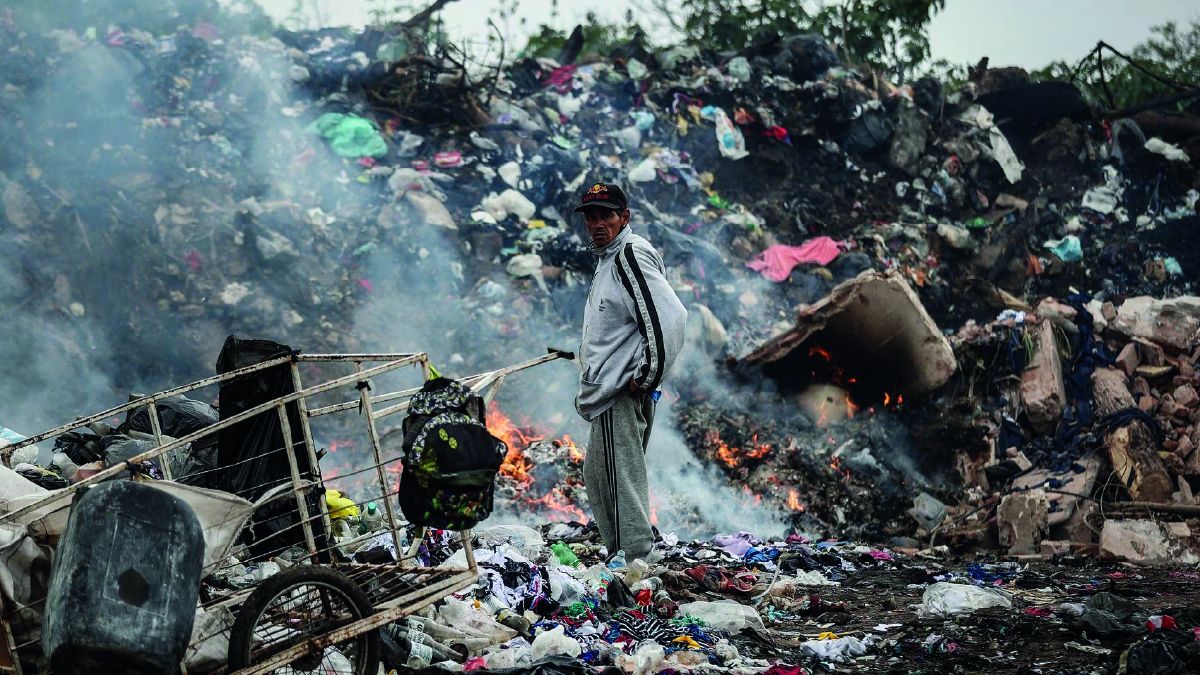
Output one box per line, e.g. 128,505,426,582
397,0,461,30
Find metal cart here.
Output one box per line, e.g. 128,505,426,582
0,349,569,674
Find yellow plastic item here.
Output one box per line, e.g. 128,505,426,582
325,489,360,520
817,631,840,640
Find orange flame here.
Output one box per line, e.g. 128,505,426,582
558,435,584,464
525,487,586,522
706,429,772,468
786,488,804,512
486,401,540,486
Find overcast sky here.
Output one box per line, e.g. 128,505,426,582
253,0,1200,70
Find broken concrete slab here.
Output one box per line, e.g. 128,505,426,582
1099,519,1200,565
741,270,957,395
1020,320,1066,433
1109,296,1200,353
998,491,1049,555
1013,455,1100,528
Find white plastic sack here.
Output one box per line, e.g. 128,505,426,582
633,640,665,675
1145,137,1190,162
918,582,1013,617
677,600,764,634
475,524,545,558
484,643,532,669
183,606,235,672
406,190,457,230
481,189,536,222
505,254,544,279
799,635,873,663
628,158,658,183
530,625,581,660
556,94,583,119
497,161,522,188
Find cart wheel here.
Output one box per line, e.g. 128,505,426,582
227,565,381,675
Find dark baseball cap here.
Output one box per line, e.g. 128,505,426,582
573,182,628,212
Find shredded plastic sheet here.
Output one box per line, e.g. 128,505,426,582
746,237,842,281
959,105,1024,183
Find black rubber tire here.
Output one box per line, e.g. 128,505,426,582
227,565,381,674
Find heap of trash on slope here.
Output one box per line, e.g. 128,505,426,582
2,9,1200,674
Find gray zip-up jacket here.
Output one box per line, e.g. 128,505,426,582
576,226,687,421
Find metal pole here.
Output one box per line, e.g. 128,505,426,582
276,404,318,560
459,530,476,571
0,355,294,460
354,362,404,562
1,355,424,524
145,400,171,480
290,362,331,538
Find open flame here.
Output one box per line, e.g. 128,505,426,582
486,402,588,522
786,488,805,512
486,401,540,487
705,429,772,469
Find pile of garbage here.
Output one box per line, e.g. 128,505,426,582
194,520,1200,674
3,5,1200,672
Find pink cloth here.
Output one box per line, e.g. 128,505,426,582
746,237,842,282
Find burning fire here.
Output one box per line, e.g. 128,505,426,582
486,402,589,522
486,401,541,486
705,429,772,469
786,488,804,512
882,392,904,407
558,434,584,464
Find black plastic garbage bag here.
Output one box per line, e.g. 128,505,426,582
772,33,839,82
1125,630,1200,675
122,395,218,439
53,430,103,466
1074,591,1147,640
844,108,894,154
215,336,326,561
121,394,221,486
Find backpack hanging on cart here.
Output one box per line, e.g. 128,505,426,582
398,377,507,530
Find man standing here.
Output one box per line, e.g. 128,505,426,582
574,182,687,563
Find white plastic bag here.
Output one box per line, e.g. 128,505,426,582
628,158,657,183
677,601,763,634
529,625,581,660
799,635,873,663
918,582,1013,617
497,161,522,188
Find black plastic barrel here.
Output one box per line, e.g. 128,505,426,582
42,481,204,674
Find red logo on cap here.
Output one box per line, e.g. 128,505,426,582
582,183,610,203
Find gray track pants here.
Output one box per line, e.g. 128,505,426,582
584,391,656,561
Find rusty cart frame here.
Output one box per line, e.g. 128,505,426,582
0,349,570,674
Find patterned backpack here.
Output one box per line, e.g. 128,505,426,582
398,378,507,530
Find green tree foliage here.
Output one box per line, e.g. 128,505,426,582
522,10,643,61
1036,20,1200,111
652,0,943,82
